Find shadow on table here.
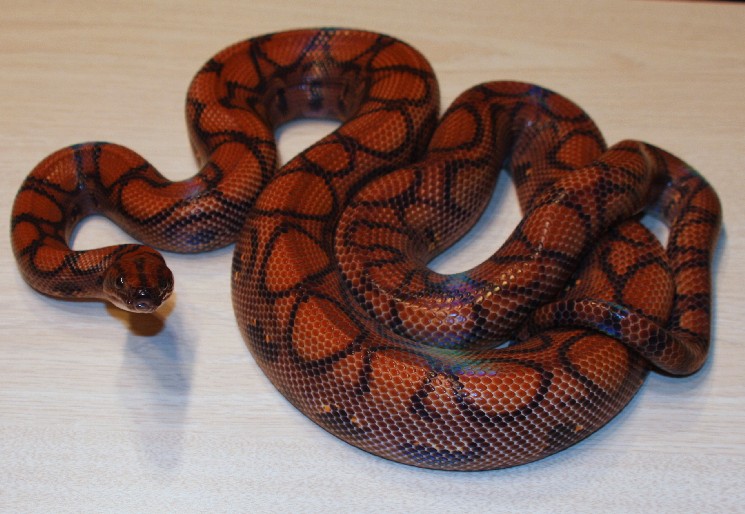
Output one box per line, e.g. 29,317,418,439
113,297,196,470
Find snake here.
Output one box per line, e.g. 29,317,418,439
10,28,721,470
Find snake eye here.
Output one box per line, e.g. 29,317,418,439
115,275,125,289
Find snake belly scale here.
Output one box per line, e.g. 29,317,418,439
10,28,721,470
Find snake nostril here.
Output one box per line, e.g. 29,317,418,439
133,289,157,312
135,300,153,312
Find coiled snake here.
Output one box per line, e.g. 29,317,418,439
11,29,721,470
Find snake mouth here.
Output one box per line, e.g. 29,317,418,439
130,287,169,313
108,284,172,314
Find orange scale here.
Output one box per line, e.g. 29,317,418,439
566,333,629,392
369,72,429,103
193,103,240,133
14,189,63,223
260,37,310,68
521,202,587,253
357,167,417,203
459,364,543,415
622,263,674,318
572,267,614,298
367,349,430,407
264,228,329,293
291,296,360,362
210,141,262,176
119,179,172,215
678,309,709,334
429,106,480,150
69,251,112,275
94,146,146,186
675,222,711,249
689,187,720,212
31,246,67,273
606,240,643,276
218,49,261,88
673,273,697,295
555,132,605,166
11,220,42,251
419,373,463,419
355,223,409,249
369,42,427,72
256,171,333,216
304,141,352,174
270,293,298,327
363,260,411,292
337,109,408,152
450,165,494,202
403,203,445,237
325,31,377,61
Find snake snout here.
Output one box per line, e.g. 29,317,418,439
131,267,174,313
132,287,161,313
121,278,173,314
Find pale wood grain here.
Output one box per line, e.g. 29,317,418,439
1,0,743,512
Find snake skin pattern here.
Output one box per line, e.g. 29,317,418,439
11,29,721,470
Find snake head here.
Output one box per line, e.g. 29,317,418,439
102,247,174,313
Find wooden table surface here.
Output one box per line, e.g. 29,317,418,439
1,1,743,512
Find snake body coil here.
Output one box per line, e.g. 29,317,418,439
11,29,721,470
